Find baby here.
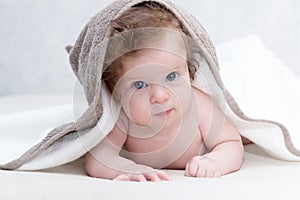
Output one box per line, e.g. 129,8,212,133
85,2,244,181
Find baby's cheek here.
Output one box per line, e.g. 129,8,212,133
127,96,152,125
171,83,193,111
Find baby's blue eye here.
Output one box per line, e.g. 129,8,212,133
166,72,179,82
132,81,148,89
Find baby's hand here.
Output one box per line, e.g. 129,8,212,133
113,170,171,182
185,155,221,178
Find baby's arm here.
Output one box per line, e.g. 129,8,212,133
85,124,170,181
185,89,244,177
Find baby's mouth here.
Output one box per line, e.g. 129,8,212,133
154,108,174,117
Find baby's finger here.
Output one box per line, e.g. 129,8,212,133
213,170,221,178
184,162,191,176
156,170,171,181
144,173,160,181
196,167,207,177
206,169,219,178
129,174,147,182
187,162,199,177
113,174,130,181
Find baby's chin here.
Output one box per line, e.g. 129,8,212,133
152,112,182,128
129,106,183,128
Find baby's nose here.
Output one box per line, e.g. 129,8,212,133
150,85,170,104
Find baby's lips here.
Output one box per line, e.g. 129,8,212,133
154,108,173,117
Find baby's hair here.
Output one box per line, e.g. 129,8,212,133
102,1,198,94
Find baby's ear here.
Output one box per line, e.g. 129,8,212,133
65,45,73,54
113,91,121,101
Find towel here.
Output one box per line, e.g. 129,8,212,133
1,0,299,170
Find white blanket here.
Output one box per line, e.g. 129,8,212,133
1,144,300,200
218,36,300,159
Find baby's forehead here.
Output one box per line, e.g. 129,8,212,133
120,48,187,71
119,62,186,83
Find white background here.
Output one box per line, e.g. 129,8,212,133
0,0,299,96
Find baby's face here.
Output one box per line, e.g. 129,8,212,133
114,48,193,128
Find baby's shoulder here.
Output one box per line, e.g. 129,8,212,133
191,86,211,104
116,108,129,133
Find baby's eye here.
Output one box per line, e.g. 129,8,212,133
132,81,148,90
166,72,179,82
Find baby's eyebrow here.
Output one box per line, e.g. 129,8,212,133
172,63,187,70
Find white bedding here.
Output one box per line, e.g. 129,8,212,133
1,144,300,200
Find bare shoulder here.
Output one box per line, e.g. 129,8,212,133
106,123,128,148
191,86,217,133
90,113,128,154
192,86,213,109
105,108,129,148
192,86,229,123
